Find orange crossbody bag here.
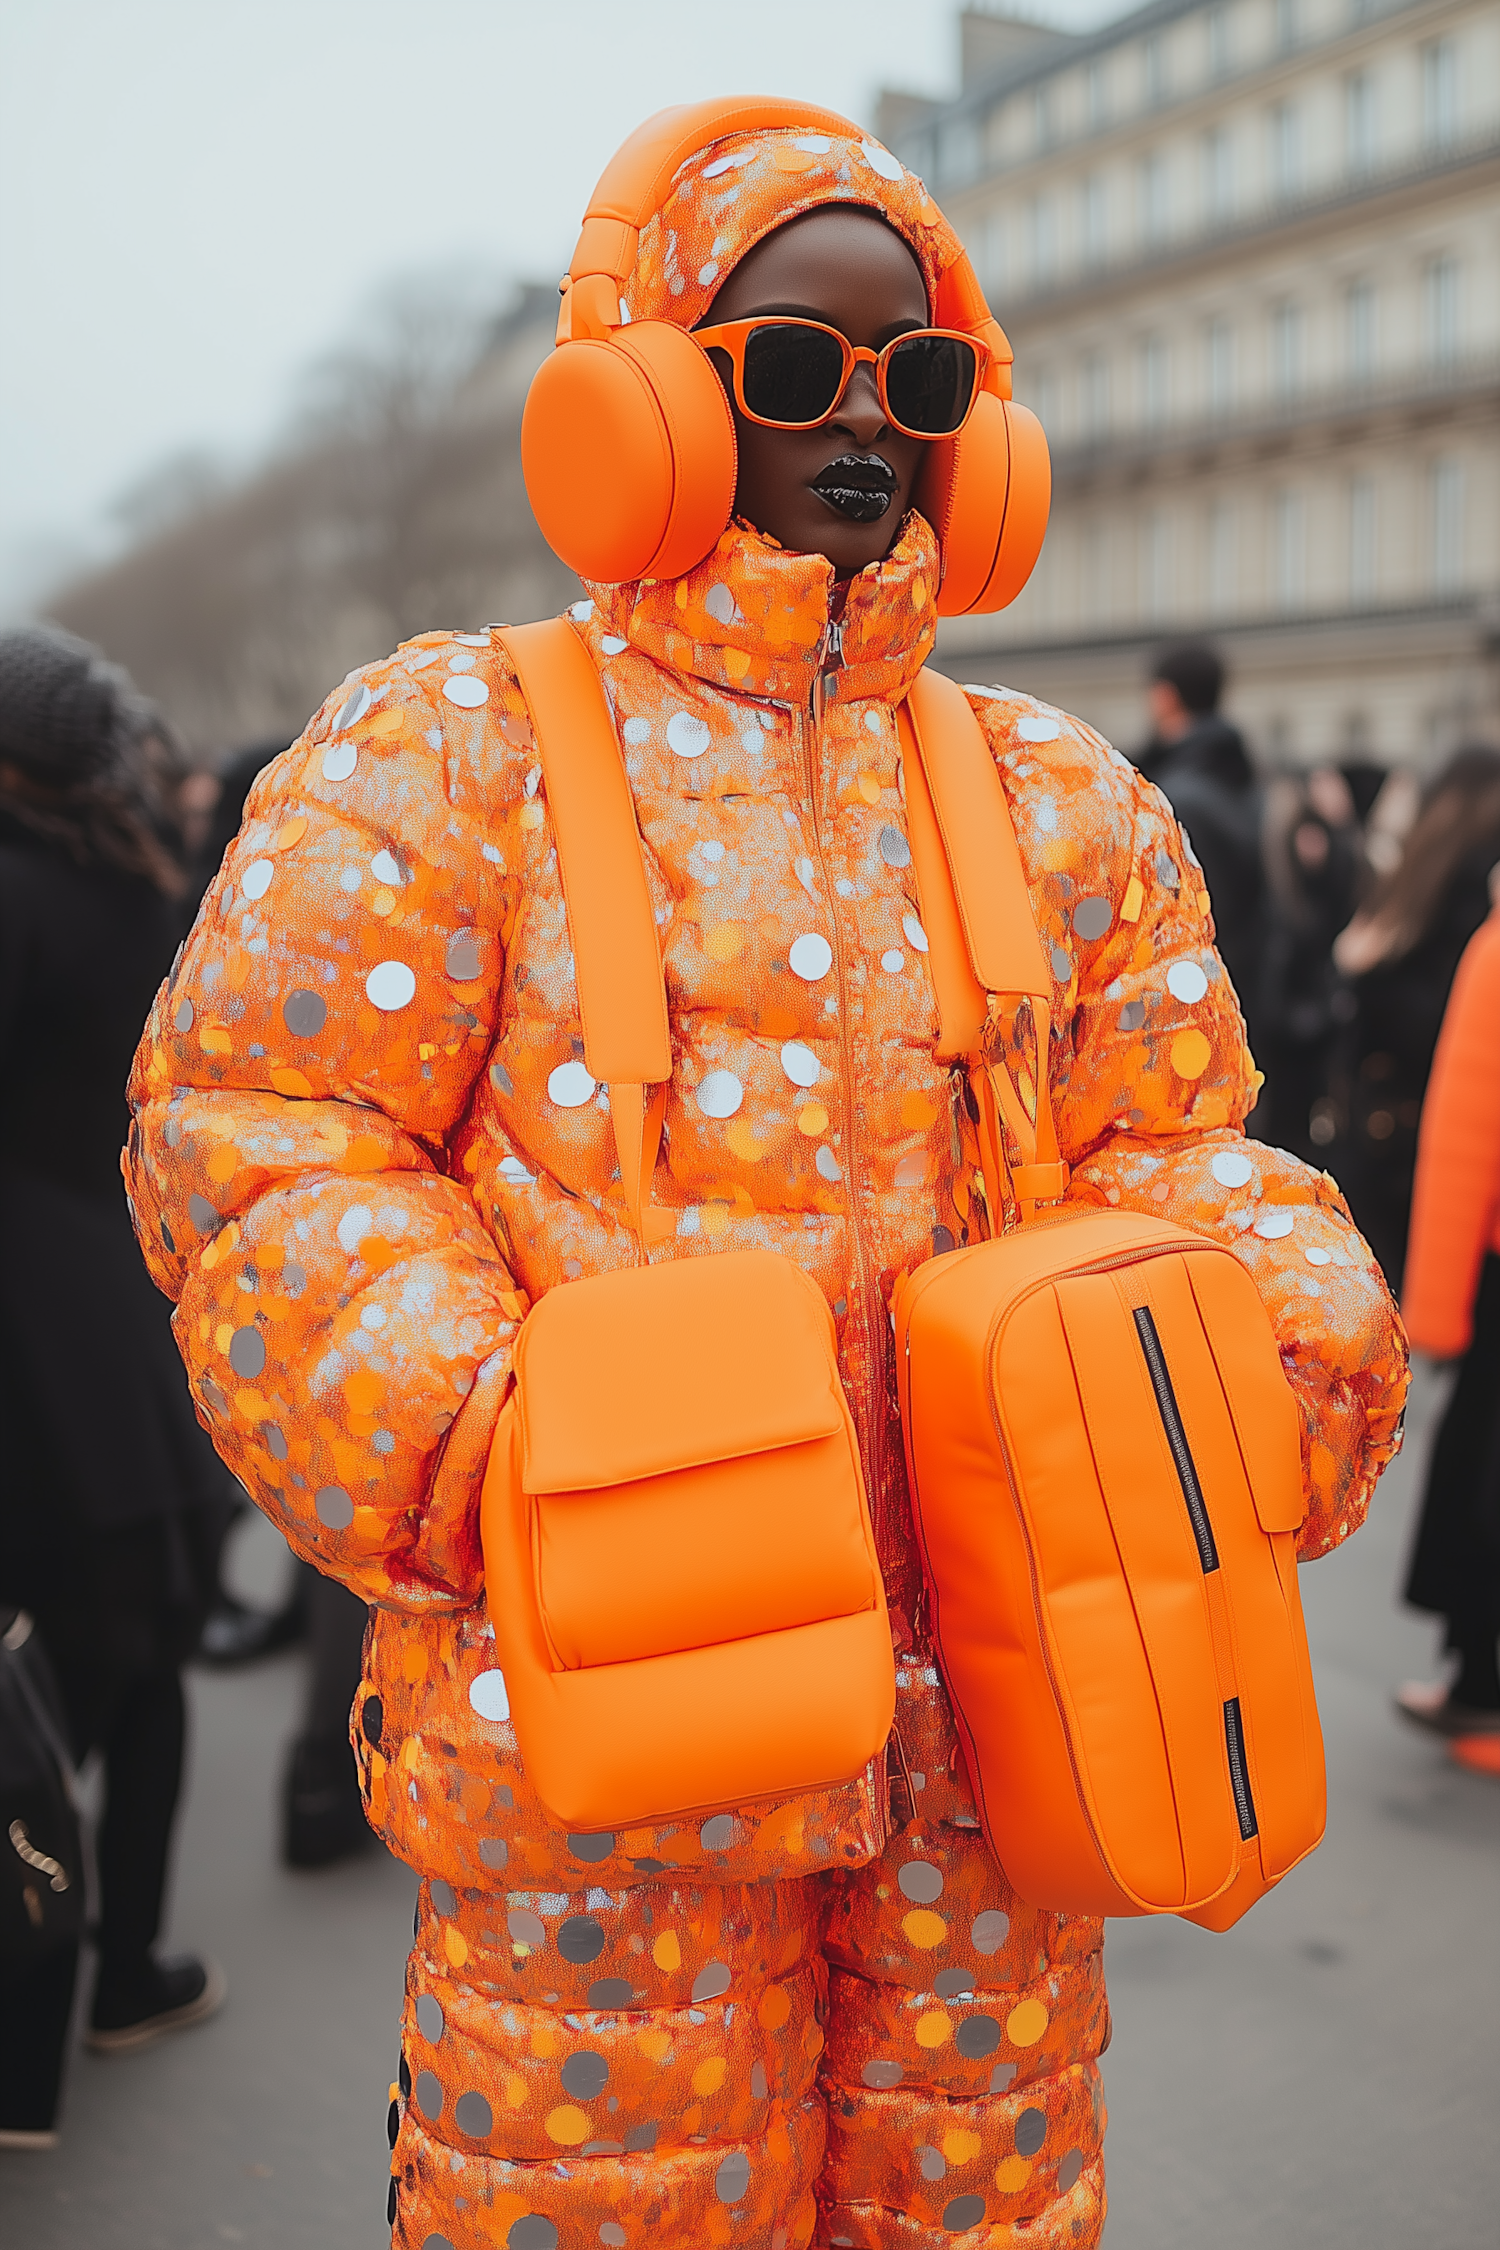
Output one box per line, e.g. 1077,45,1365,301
893,671,1326,1929
478,621,895,1836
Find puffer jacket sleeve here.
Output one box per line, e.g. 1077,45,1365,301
969,692,1407,1562
1401,909,1500,1360
124,642,529,1609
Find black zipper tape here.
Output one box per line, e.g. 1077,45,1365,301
1132,1305,1220,1574
1223,1695,1259,1839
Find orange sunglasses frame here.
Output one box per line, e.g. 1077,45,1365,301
690,316,991,438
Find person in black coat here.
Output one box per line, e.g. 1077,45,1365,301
0,626,230,2081
1136,642,1266,1057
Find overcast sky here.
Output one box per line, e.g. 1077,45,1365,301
0,0,1121,617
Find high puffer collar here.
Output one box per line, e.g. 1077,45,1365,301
584,513,940,711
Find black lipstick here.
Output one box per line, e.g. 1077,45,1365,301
810,453,898,523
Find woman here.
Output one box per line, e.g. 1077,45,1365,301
0,626,228,2071
1397,902,1500,1762
1332,746,1500,1289
125,107,1402,2247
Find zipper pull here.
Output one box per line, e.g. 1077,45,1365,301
810,619,845,722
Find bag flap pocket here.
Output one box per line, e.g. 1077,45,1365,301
516,1247,847,1492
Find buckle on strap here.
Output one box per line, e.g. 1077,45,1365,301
1009,1161,1069,1206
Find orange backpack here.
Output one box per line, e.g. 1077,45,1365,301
893,670,1325,1930
479,622,895,1836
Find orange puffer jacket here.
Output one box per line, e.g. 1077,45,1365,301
125,514,1405,1896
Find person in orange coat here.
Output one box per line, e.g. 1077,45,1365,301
124,107,1406,2249
1397,902,1500,1763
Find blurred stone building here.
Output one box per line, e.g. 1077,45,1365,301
887,0,1500,765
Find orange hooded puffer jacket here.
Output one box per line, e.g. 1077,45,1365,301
124,118,1406,2250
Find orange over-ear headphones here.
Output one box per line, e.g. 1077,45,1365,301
521,97,1050,614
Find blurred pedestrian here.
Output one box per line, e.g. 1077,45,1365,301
1331,746,1500,1288
1137,641,1265,1042
1257,766,1363,1162
0,624,229,2062
1396,902,1500,1748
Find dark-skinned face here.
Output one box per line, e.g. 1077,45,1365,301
698,206,930,578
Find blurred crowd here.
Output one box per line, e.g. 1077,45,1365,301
2,621,1498,2152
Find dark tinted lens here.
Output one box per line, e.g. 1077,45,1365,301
741,324,847,424
884,334,978,435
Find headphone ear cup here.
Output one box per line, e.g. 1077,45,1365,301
920,393,1051,617
522,322,737,584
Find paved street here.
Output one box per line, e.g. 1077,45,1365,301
3,1365,1497,2248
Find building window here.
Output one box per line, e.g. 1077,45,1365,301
1080,174,1107,266
1137,152,1169,246
1344,71,1377,175
1083,350,1111,439
1272,489,1306,608
1269,101,1301,200
1208,502,1237,615
1202,127,1234,223
1275,0,1299,53
1349,477,1377,602
1208,4,1232,79
1033,85,1055,152
1142,509,1174,619
1083,517,1110,626
1425,257,1461,365
1144,34,1167,106
1422,39,1459,149
1432,458,1465,591
940,119,980,189
1140,335,1172,427
1205,318,1235,415
1035,367,1061,437
1027,195,1058,287
1346,280,1376,381
1087,59,1108,130
1271,301,1304,400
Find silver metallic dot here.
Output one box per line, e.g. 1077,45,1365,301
1156,849,1180,888
898,1859,943,1903
454,2091,492,2138
265,1425,289,1462
1072,896,1112,940
970,1910,1010,1954
715,2151,751,2205
1015,2105,1047,2156
366,960,415,1012
919,2145,947,2180
699,1814,736,1850
416,1994,444,2044
934,1969,974,1998
228,1326,265,1379
478,1837,508,1871
188,1194,219,1234
567,1832,615,1863
429,1880,457,1916
879,825,911,868
588,1977,633,2008
315,1486,353,1530
862,2059,903,2088
1057,2147,1084,2192
691,1961,732,2002
507,1907,545,1946
282,988,326,1038
942,2195,987,2231
413,2069,442,2121
446,932,481,982
490,1058,514,1095
789,933,833,982
1051,945,1072,982
174,997,194,1032
557,1915,606,1965
750,2061,768,2098
955,2014,1001,2059
1118,999,1146,1031
560,2051,608,2100
506,2222,558,2250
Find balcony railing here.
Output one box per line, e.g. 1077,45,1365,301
1039,350,1500,486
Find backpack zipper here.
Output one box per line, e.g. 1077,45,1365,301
1131,1305,1220,1575
1223,1695,1259,1839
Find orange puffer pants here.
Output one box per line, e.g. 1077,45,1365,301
387,1675,1108,2249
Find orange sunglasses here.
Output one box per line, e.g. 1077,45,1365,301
691,317,990,439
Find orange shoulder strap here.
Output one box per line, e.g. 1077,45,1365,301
494,620,671,1245
898,670,1067,1220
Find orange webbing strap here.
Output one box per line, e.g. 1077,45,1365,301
899,669,1068,1224
494,622,672,1247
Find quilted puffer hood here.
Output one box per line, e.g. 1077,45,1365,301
617,118,965,333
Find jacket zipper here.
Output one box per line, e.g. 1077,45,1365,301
1223,1696,1258,1839
797,638,886,1604
1131,1305,1220,1574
